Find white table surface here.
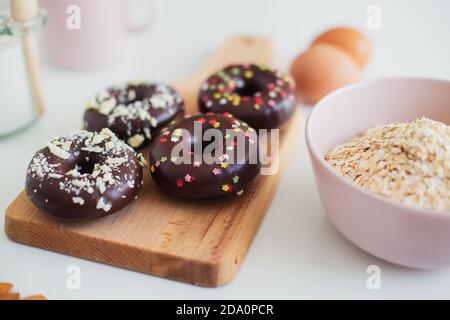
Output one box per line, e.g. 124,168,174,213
1,0,450,299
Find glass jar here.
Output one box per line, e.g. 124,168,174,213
0,2,46,138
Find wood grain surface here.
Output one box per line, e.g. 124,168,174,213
4,36,301,287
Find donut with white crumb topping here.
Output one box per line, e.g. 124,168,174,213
25,128,145,220
84,81,184,149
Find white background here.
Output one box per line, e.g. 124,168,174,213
1,0,450,299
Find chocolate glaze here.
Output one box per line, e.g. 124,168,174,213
84,82,184,148
26,129,144,221
198,64,296,129
149,113,260,199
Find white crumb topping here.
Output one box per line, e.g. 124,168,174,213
96,197,112,212
61,141,72,151
127,134,145,148
100,127,115,137
106,157,127,165
28,129,143,211
99,97,116,115
150,92,174,109
143,127,152,139
86,83,183,139
81,146,104,153
137,153,148,167
91,133,107,145
72,197,85,205
46,142,70,159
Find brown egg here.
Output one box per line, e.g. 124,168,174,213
290,44,361,104
312,27,371,68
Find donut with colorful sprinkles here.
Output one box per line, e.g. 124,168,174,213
149,113,260,199
84,81,184,149
25,128,145,220
198,64,296,129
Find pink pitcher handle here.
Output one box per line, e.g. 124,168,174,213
125,0,159,33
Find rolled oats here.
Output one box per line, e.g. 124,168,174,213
325,117,450,211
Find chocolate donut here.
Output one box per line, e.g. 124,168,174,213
84,81,184,148
198,64,296,129
26,129,145,220
149,113,260,199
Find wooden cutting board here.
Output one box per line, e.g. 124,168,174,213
5,36,301,287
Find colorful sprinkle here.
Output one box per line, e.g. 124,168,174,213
232,175,239,184
173,128,183,136
160,156,168,163
176,179,183,187
212,168,221,175
222,184,232,192
150,164,155,173
160,137,167,143
231,67,240,75
193,161,201,167
220,162,228,169
184,174,195,183
209,119,220,128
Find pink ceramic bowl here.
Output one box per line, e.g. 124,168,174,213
305,77,450,269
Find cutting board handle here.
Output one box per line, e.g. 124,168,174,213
173,35,275,113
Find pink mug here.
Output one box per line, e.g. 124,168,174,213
40,0,158,70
